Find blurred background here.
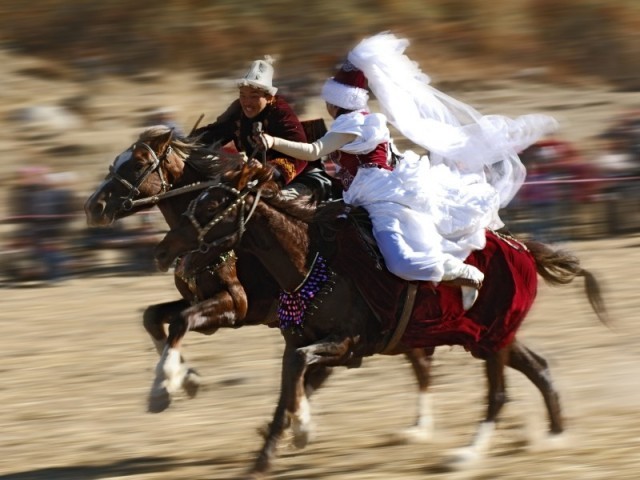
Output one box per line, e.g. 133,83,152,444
1,3,640,480
0,0,639,284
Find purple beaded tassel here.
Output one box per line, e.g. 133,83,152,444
278,254,331,331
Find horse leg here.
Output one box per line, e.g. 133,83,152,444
449,346,510,467
149,292,244,412
257,364,334,443
507,340,563,436
250,344,306,477
393,347,435,443
148,315,191,413
145,300,201,413
252,336,353,474
290,338,353,449
142,300,188,355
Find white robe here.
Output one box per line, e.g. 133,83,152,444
337,113,500,281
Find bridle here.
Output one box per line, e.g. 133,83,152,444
183,183,262,254
107,140,224,214
108,142,173,212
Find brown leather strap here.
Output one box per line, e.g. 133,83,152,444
381,282,418,354
440,277,483,289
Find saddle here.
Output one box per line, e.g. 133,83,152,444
314,203,537,354
313,201,386,271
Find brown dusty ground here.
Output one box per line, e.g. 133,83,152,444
1,48,640,480
1,235,639,480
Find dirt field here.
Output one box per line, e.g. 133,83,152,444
1,46,640,479
1,233,639,480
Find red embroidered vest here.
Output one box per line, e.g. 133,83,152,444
329,142,391,190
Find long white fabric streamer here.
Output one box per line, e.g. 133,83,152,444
347,32,559,206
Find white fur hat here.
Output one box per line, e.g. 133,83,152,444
321,60,369,111
236,55,278,95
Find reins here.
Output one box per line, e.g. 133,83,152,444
109,138,227,211
184,183,263,254
124,178,223,209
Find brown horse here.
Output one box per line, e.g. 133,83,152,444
154,158,609,477
84,126,437,439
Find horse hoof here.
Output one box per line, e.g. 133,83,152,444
147,388,171,413
389,425,434,444
291,423,315,449
444,447,482,470
182,368,202,398
242,472,266,480
292,430,310,449
529,431,568,452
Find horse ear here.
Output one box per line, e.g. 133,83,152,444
156,129,174,157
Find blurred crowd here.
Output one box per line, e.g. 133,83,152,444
2,105,639,286
1,165,163,286
504,111,640,242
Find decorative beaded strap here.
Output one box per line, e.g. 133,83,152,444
491,229,529,252
278,254,331,331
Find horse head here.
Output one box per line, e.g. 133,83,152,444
154,159,279,273
84,126,193,226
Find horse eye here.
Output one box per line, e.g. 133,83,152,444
206,201,221,211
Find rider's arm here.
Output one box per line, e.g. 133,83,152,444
271,132,357,161
264,98,309,185
192,101,240,147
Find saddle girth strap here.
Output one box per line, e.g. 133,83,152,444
381,282,419,354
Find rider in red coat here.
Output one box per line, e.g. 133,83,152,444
193,56,308,188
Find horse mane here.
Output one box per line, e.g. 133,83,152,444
138,125,197,160
264,194,318,223
138,125,251,181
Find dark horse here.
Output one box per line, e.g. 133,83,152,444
84,126,437,439
154,158,609,477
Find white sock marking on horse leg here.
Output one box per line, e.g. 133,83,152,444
292,396,312,431
290,396,314,448
162,348,185,393
450,421,496,467
154,344,169,376
395,392,435,443
470,420,495,455
150,345,170,398
415,392,434,431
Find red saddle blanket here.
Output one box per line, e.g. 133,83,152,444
332,229,538,355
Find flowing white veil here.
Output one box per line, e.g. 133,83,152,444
347,32,558,206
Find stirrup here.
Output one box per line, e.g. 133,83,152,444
461,286,479,311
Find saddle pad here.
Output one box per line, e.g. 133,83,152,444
333,228,538,355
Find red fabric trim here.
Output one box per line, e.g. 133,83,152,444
333,229,538,355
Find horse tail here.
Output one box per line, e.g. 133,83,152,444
524,239,610,326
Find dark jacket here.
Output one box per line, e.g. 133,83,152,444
194,96,308,185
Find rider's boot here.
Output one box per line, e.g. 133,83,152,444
440,257,484,311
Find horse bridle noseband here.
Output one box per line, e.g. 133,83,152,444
184,183,262,254
108,142,173,212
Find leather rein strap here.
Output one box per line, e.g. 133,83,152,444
381,282,418,354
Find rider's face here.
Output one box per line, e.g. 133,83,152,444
326,102,339,119
239,86,270,118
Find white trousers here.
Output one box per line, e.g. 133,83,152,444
375,229,451,282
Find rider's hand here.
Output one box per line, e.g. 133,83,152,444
258,133,274,150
